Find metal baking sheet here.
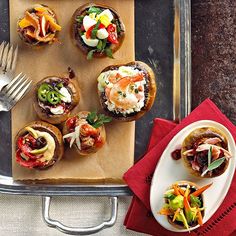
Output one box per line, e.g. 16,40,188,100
0,0,191,196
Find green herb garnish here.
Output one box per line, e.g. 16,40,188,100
134,89,139,94
76,16,84,24
97,40,103,51
87,50,96,60
87,6,102,15
117,91,122,95
164,193,176,200
91,21,101,39
201,157,226,177
105,48,114,59
190,195,202,208
86,112,112,128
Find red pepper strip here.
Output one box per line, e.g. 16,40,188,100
66,116,78,130
86,23,105,39
197,209,203,226
16,149,41,168
107,24,118,44
81,124,98,137
188,183,213,201
173,185,180,196
17,136,42,159
184,196,191,212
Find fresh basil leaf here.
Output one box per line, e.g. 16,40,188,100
208,146,212,167
190,195,202,207
76,16,84,24
91,21,100,39
87,50,96,60
97,40,103,51
86,111,97,124
87,6,102,15
101,39,107,51
105,48,114,59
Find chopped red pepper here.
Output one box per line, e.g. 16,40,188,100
16,149,43,168
66,116,78,131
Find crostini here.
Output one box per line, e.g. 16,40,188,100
97,61,156,121
15,121,64,169
159,181,212,230
33,71,80,125
181,127,232,178
62,111,111,155
71,3,125,59
17,4,61,46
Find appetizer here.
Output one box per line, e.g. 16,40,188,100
159,181,212,230
71,3,125,59
62,111,112,155
17,4,61,46
181,127,232,178
33,71,80,125
15,121,64,169
97,61,156,121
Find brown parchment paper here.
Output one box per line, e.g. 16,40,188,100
10,0,135,183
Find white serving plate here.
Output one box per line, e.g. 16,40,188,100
150,120,236,232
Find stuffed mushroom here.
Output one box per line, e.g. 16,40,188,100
181,127,232,178
17,4,61,46
15,121,64,169
62,111,111,155
71,3,125,59
33,71,80,125
97,61,157,121
159,181,212,230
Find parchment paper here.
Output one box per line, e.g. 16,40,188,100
10,0,135,183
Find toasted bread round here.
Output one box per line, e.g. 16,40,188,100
15,121,64,169
71,3,125,58
97,61,157,121
62,111,106,156
181,127,230,178
33,75,80,125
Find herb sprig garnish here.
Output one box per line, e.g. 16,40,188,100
86,112,112,128
201,146,226,177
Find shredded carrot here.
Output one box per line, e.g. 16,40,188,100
184,196,191,211
197,209,203,226
159,208,173,215
173,185,180,195
172,208,180,222
178,187,185,196
188,183,213,201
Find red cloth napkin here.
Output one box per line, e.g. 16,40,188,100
123,99,236,236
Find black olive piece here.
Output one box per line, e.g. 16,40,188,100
36,137,47,149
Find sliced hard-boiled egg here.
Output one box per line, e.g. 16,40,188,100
97,28,109,39
83,15,97,31
96,9,113,27
81,35,99,47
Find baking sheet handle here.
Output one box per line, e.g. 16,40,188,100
42,196,118,235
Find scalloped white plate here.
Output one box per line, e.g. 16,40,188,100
150,120,236,232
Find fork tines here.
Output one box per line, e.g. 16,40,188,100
0,41,18,73
1,72,32,104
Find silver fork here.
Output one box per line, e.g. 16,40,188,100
0,41,18,91
0,73,32,112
